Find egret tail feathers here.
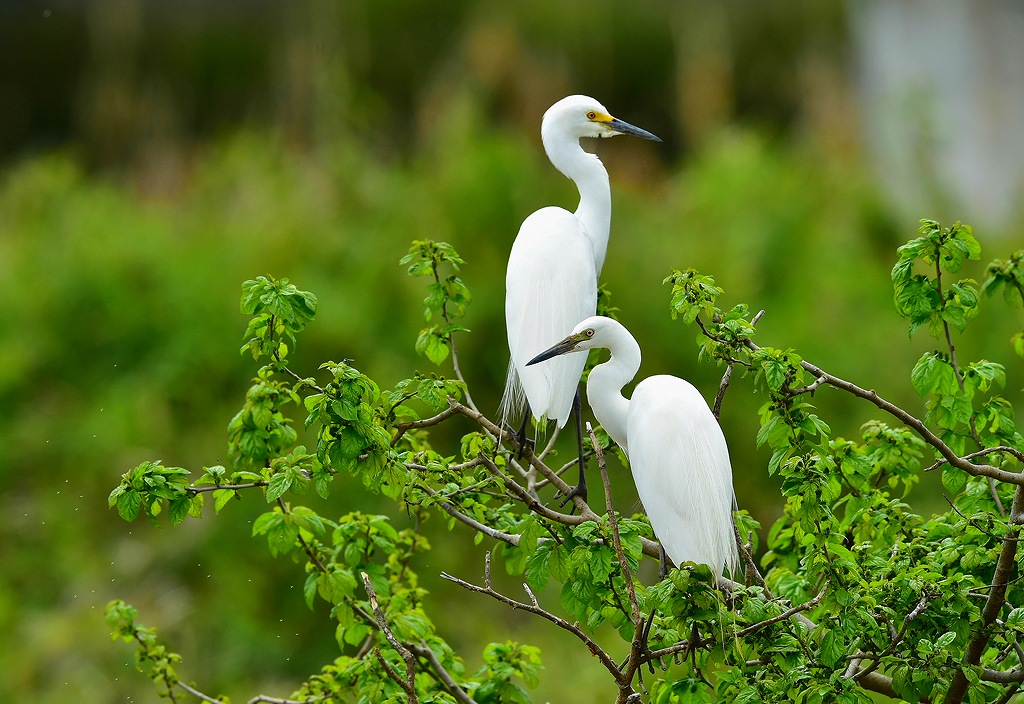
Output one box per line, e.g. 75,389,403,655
498,359,528,434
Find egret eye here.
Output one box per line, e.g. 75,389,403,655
586,329,595,337
586,111,596,120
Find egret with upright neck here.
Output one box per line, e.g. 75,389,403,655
528,316,739,579
501,95,660,504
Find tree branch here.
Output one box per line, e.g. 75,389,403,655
737,337,1024,486
188,481,268,494
408,642,479,704
441,556,631,695
418,482,521,546
361,572,419,704
392,406,462,446
589,424,646,700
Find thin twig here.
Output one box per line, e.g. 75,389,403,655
451,401,600,519
852,594,930,682
733,519,767,589
277,498,329,574
925,446,1024,472
713,310,764,418
477,454,587,527
419,483,520,546
434,265,478,414
278,364,325,394
187,481,268,494
590,423,645,694
735,581,828,639
392,407,461,446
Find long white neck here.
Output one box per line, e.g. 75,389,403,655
585,331,641,453
542,129,612,274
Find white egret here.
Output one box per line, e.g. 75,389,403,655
527,315,738,579
501,95,660,503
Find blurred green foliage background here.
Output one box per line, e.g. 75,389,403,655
1,1,1021,702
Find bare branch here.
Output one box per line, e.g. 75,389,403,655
477,453,587,527
245,695,325,704
175,682,225,704
982,668,1024,684
361,572,419,703
440,565,630,691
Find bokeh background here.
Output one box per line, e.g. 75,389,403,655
2,1,1022,702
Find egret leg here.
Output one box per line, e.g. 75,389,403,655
557,386,588,507
658,544,669,581
515,411,532,456
500,409,534,456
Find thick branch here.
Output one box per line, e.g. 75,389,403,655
982,668,1024,684
946,485,1024,703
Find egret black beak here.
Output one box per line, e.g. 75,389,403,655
607,117,661,142
526,334,583,366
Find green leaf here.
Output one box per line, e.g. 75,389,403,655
117,490,142,522
265,471,294,502
303,572,318,610
168,497,191,526
213,488,236,513
942,466,967,496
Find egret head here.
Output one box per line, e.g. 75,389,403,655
542,95,661,142
526,316,624,365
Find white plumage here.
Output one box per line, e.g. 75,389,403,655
528,315,739,579
501,95,660,433
504,207,597,427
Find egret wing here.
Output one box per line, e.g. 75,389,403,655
503,207,598,427
626,376,738,578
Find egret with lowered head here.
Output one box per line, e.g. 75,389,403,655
527,315,738,579
501,95,660,504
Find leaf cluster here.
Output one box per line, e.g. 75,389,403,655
106,225,1024,704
